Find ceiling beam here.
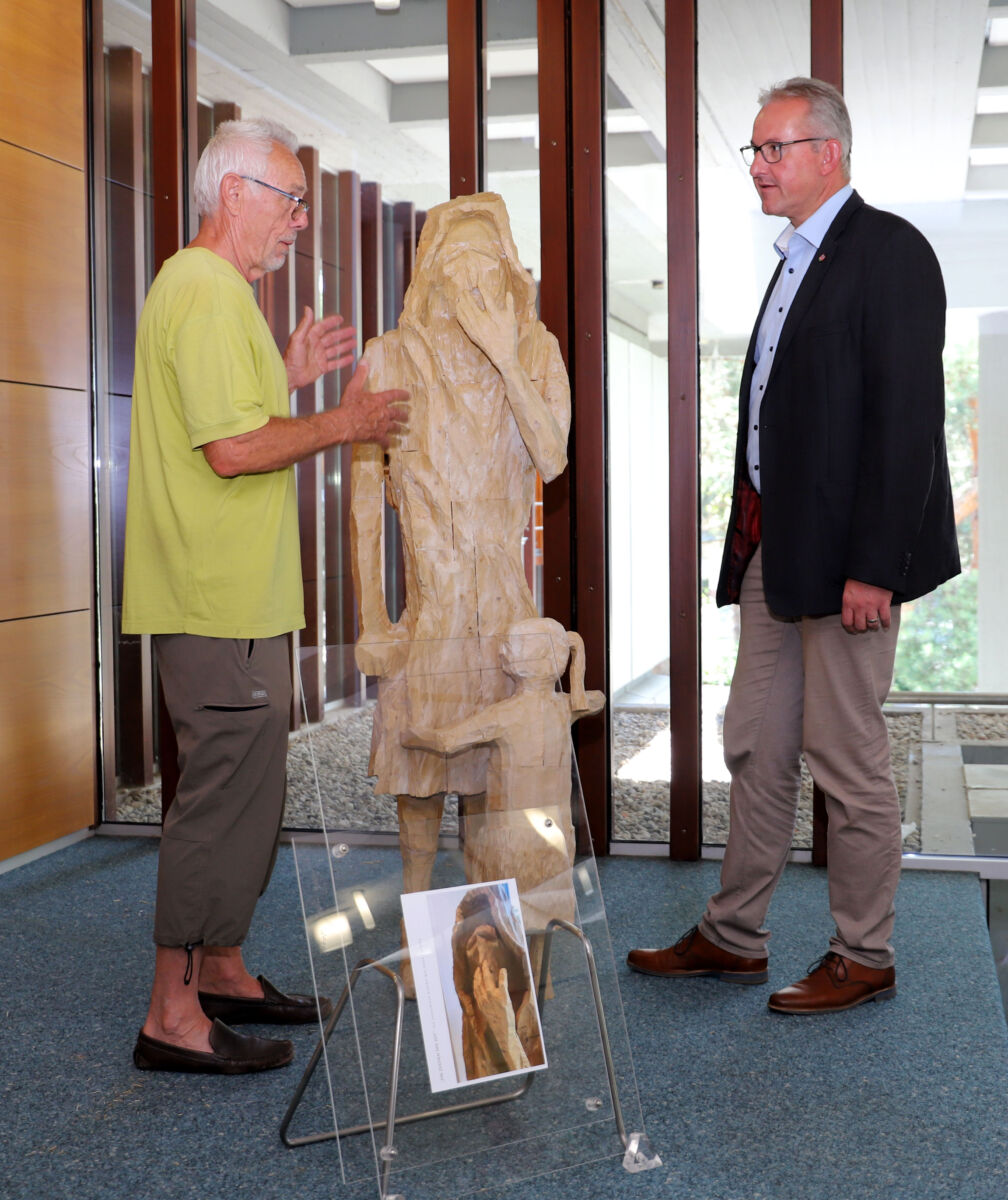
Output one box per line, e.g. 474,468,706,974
980,42,1008,87
972,112,1008,145
289,0,536,61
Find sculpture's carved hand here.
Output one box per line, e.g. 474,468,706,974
354,626,409,677
472,963,525,1063
455,284,520,372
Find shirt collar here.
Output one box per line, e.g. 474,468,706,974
773,183,854,260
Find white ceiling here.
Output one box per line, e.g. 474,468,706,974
103,0,1008,347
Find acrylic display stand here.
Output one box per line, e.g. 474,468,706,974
280,636,659,1199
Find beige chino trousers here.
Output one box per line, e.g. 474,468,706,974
700,546,903,970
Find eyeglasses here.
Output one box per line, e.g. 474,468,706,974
739,137,826,165
240,175,310,216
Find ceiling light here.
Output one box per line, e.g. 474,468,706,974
375,0,400,11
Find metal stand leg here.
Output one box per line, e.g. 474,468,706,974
281,927,659,1194
280,956,536,1198
541,920,661,1173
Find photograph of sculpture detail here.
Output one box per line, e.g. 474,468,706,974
350,192,584,986
401,878,547,1093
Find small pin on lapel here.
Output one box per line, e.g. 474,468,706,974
818,254,826,262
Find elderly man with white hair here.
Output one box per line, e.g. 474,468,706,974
123,117,408,1074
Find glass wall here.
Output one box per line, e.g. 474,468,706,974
844,0,1008,860
604,0,671,843
696,0,809,845
103,0,454,825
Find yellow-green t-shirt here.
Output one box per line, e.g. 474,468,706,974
122,247,305,637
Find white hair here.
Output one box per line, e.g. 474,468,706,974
192,117,299,217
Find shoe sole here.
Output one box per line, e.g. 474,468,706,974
767,985,897,1014
627,962,768,985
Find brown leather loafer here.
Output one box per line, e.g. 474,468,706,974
768,952,896,1014
198,974,333,1025
133,1019,294,1074
627,925,768,984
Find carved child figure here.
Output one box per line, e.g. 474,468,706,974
403,617,605,933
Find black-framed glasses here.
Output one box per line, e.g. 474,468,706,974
739,137,826,165
240,175,310,216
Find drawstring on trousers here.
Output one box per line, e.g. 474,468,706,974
183,940,203,986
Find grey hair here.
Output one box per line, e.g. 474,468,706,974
758,76,852,177
192,117,299,217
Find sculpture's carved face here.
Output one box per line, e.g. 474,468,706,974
438,216,510,311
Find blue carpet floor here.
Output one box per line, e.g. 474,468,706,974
1,835,1007,1200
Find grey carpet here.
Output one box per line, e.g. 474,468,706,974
1,837,1007,1199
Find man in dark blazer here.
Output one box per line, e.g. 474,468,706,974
628,78,960,1013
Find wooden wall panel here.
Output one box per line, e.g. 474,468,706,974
0,612,95,859
0,143,88,392
0,3,95,859
0,0,85,169
0,383,91,622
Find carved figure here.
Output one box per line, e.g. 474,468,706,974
403,617,604,933
450,884,545,1081
350,194,572,925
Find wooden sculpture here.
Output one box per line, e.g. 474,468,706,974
350,194,573,956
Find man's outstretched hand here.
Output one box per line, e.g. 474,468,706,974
284,307,358,392
339,360,409,449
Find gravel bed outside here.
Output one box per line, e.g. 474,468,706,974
955,711,1008,741
113,704,922,851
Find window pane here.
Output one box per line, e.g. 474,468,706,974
697,0,809,845
605,0,671,843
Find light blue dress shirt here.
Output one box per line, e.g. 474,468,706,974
746,184,853,492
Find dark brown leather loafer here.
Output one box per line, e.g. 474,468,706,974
198,974,333,1025
627,925,768,984
133,1019,294,1074
768,952,896,1014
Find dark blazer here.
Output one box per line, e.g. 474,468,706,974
716,190,961,617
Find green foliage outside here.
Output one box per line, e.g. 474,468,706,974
699,333,979,693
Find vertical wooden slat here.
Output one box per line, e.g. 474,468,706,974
393,200,417,317
294,144,325,722
666,0,701,859
810,0,843,868
151,0,195,274
538,0,573,634
567,1,610,855
361,181,383,345
197,100,212,158
324,169,362,702
150,0,195,818
447,0,485,196
811,0,844,89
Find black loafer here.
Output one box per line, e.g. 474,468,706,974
133,1019,294,1074
198,974,333,1025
